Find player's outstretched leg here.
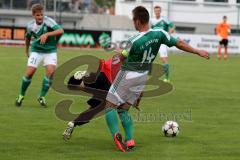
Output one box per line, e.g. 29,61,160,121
105,108,129,152
114,132,129,152
63,121,75,140
118,109,135,149
62,100,105,140
105,109,119,136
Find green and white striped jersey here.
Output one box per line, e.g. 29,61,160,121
25,16,62,53
122,28,178,71
150,16,174,32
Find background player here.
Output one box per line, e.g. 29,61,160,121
15,4,64,107
150,5,175,82
63,6,209,152
216,15,231,60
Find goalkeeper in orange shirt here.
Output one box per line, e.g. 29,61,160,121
216,16,231,60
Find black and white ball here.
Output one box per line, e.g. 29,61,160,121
162,121,179,137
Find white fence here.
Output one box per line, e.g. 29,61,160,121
112,30,240,54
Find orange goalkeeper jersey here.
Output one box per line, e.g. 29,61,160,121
216,22,231,39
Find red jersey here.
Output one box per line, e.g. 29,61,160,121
99,54,121,83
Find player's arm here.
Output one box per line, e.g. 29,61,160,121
176,39,209,59
25,37,31,57
168,27,175,34
168,21,175,34
215,24,222,40
38,28,64,45
38,17,64,44
25,26,32,57
215,24,220,35
161,31,209,59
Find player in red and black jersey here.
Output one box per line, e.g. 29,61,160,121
63,54,137,151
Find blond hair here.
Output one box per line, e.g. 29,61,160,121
31,4,43,14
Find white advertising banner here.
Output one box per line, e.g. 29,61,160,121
112,30,240,54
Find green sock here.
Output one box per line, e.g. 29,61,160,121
163,64,169,80
118,109,133,141
40,76,52,97
19,76,32,96
105,108,119,138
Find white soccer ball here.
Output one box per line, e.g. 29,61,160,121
73,70,87,80
162,121,179,137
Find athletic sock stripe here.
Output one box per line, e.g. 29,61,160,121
22,76,31,82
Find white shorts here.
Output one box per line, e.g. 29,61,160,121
106,70,148,106
159,44,168,58
27,52,57,68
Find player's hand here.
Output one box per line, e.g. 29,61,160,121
38,33,48,44
25,51,29,58
197,50,210,59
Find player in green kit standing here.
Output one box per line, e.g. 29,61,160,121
63,6,209,152
150,5,175,82
15,4,64,107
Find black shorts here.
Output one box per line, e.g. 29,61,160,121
68,72,111,108
84,72,111,108
219,39,228,47
84,72,111,91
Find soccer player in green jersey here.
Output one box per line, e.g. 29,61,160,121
15,4,64,107
150,5,175,82
63,6,209,152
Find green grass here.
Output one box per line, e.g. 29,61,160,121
0,46,240,160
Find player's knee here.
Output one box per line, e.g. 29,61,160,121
161,58,168,64
46,69,55,78
106,101,118,109
118,103,131,110
25,68,36,78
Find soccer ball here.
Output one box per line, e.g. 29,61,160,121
162,121,179,137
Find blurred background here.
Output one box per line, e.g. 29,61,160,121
0,0,240,53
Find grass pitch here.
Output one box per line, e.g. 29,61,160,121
0,46,239,160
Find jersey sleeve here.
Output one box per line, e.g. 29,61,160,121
121,34,139,57
159,30,178,47
168,21,174,30
25,25,32,39
45,16,62,30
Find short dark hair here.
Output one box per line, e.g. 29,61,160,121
132,6,150,25
154,5,161,10
31,4,43,14
223,15,227,19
